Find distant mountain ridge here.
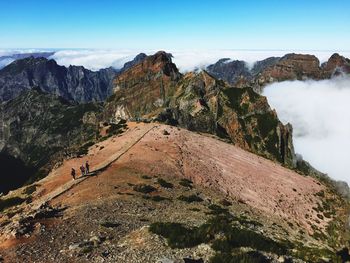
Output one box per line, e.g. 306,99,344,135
206,53,350,88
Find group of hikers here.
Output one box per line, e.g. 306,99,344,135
70,161,90,180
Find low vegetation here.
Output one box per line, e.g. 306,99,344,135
157,178,174,188
177,194,203,203
0,197,26,212
133,184,157,194
179,178,193,188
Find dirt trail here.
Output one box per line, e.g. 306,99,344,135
47,123,325,231
0,122,340,263
31,123,156,209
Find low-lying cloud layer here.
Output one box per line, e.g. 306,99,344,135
263,76,350,184
2,49,350,72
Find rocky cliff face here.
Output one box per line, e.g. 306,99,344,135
206,58,251,85
0,57,116,103
0,52,55,69
321,53,350,77
105,52,296,167
0,88,100,192
207,53,350,88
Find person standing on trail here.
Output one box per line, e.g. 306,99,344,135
85,161,90,174
80,165,85,177
71,168,76,180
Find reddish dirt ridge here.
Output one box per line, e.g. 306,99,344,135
29,123,321,227
0,122,331,261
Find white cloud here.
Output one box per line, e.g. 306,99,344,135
0,58,15,69
263,76,350,184
1,48,350,73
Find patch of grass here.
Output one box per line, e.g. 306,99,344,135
0,197,26,212
178,194,203,203
149,222,212,248
157,178,174,189
133,184,156,194
77,141,95,156
211,227,287,255
22,184,37,195
219,199,232,206
150,213,287,258
207,204,229,215
142,195,169,202
179,178,193,188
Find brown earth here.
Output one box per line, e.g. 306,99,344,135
0,122,345,262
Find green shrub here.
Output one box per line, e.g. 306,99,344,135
142,195,169,202
219,199,232,206
207,204,229,215
141,175,152,180
178,194,203,203
157,178,174,188
179,178,193,188
77,141,95,156
149,222,211,248
0,197,25,212
22,184,37,195
133,184,156,194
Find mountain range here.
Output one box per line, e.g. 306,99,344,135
0,51,350,262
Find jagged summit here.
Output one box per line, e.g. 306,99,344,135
0,56,116,103
206,53,350,87
105,53,296,167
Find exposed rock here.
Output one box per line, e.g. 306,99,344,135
119,53,148,73
254,53,321,85
207,53,350,89
105,55,296,167
0,89,101,192
206,58,251,84
0,57,117,103
321,53,350,77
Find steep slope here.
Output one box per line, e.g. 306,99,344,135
0,57,116,102
0,52,55,69
0,123,348,262
207,53,350,88
206,58,251,85
321,53,350,77
0,89,101,193
104,52,296,167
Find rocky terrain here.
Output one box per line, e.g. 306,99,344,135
0,88,102,193
0,50,350,262
206,53,350,89
104,51,296,168
0,52,55,69
0,57,116,102
0,123,348,263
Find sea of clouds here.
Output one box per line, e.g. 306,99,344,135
2,49,350,72
1,48,350,184
263,76,350,184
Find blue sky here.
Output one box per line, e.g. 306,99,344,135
0,0,349,50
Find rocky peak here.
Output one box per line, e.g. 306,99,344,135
0,57,117,103
258,53,321,82
119,53,147,73
321,53,350,77
206,58,251,85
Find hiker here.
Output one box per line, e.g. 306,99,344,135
85,161,90,174
71,168,76,180
80,165,85,176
